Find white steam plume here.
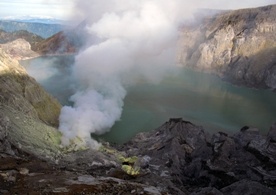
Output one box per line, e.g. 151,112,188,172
59,0,184,149
59,0,276,149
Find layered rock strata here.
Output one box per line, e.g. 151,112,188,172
0,48,61,158
178,5,276,90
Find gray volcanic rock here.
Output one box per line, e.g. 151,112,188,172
220,180,275,195
0,48,62,159
0,29,44,49
0,38,39,60
121,118,276,194
178,5,276,90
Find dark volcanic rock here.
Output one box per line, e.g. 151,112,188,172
1,115,276,194
268,123,276,142
221,180,275,195
121,118,276,194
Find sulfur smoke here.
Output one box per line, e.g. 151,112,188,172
59,0,276,149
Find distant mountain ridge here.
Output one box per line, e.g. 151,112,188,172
0,20,65,38
0,15,67,24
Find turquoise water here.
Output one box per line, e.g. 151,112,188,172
21,56,276,144
102,68,276,143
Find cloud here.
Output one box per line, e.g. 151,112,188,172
0,0,73,19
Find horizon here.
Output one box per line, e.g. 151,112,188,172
0,0,275,21
0,0,74,20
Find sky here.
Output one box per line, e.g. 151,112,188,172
0,0,74,19
0,0,275,20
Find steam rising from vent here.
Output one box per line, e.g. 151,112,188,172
58,0,186,149
58,0,275,149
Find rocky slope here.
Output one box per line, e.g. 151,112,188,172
32,20,89,55
120,118,276,194
0,29,44,50
0,48,61,158
0,38,39,60
33,31,80,55
178,4,276,90
0,27,81,56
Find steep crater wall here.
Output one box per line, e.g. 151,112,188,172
178,5,276,90
0,48,62,158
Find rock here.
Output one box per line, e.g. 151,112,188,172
0,116,9,137
191,187,223,195
268,123,276,142
0,48,62,160
143,186,162,195
0,170,18,182
245,124,276,164
18,168,29,175
178,5,276,90
233,126,263,147
52,187,69,193
138,155,151,169
0,38,39,60
221,180,275,195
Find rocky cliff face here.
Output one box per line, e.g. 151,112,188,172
0,29,44,50
0,38,39,60
33,31,79,55
0,48,62,158
178,5,276,90
0,28,80,56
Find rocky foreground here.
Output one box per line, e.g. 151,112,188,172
1,116,276,194
120,118,276,194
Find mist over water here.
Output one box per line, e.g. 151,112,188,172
103,68,276,143
20,56,76,105
21,56,276,144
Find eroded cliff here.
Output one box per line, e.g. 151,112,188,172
0,48,62,158
178,5,276,89
0,38,39,60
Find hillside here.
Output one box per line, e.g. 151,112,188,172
33,20,89,55
0,38,39,60
0,29,43,50
178,4,276,90
33,31,80,55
